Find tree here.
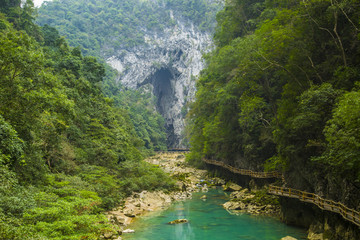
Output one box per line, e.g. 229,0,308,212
316,89,360,181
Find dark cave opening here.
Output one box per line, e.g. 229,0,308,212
139,67,178,147
151,68,173,115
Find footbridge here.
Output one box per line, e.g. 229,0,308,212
203,158,360,227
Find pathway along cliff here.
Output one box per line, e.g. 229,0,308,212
105,152,308,240
202,158,360,239
202,158,360,227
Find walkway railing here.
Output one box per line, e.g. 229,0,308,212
155,149,190,153
269,185,360,227
203,158,360,227
203,158,283,179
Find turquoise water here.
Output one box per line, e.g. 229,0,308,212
123,189,307,240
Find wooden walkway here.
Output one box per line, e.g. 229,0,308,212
155,149,190,153
203,158,360,227
269,185,360,227
202,158,283,179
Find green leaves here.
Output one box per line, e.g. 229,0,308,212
0,5,178,240
0,116,24,166
36,0,220,56
188,0,360,184
317,90,360,175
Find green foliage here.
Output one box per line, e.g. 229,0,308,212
166,0,221,31
0,166,36,218
240,189,279,206
102,83,168,153
36,0,221,56
272,83,340,169
22,174,117,240
0,115,24,166
214,0,265,47
0,5,177,239
187,0,360,186
118,160,177,195
314,89,360,180
78,165,123,210
35,0,221,153
0,0,42,39
0,166,116,240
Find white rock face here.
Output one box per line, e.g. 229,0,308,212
107,18,213,147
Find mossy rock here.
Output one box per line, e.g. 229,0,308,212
168,219,188,224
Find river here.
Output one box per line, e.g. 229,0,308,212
122,188,307,240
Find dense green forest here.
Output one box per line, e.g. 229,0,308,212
36,0,221,57
2,0,360,238
187,0,360,187
35,0,222,151
0,1,175,239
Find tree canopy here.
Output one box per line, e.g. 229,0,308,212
187,0,360,188
0,3,176,239
36,0,222,57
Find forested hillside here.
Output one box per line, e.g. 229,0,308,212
36,0,222,148
37,0,172,152
0,1,175,239
187,0,360,208
37,0,220,57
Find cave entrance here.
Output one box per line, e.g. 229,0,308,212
140,67,178,147
151,68,173,115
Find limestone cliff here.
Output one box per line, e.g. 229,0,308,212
107,16,212,147
36,0,221,148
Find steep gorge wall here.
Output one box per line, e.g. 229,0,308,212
36,0,220,149
107,18,212,147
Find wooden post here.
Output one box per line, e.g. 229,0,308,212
353,211,355,221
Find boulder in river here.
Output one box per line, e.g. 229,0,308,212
168,219,189,224
212,177,226,186
102,232,115,239
223,201,246,210
223,182,242,192
122,229,135,233
201,186,209,192
281,236,297,240
124,212,136,218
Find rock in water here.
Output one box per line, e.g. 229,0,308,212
281,236,297,240
103,232,114,239
168,219,189,224
223,201,246,210
202,186,209,192
122,229,135,233
200,195,207,199
223,182,242,192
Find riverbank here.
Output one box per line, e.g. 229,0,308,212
104,152,209,239
104,152,283,239
121,188,307,240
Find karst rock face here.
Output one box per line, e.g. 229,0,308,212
107,15,212,148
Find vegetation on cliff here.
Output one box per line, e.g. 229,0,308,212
187,0,360,203
35,0,222,151
36,0,221,56
0,1,175,239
